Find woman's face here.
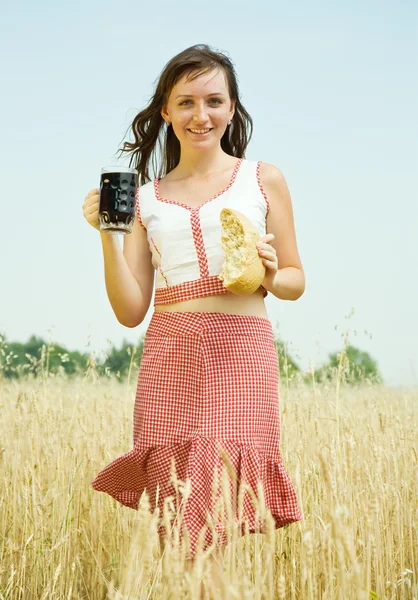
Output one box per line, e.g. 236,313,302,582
161,69,235,151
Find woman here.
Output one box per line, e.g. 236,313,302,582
83,43,305,592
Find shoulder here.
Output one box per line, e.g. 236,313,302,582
158,170,175,184
258,161,286,188
256,161,291,208
137,179,155,196
140,178,155,189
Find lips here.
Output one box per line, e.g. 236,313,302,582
188,128,213,135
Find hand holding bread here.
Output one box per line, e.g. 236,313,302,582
219,208,278,295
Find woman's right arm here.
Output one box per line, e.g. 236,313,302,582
83,188,155,328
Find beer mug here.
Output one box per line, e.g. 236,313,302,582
99,166,138,234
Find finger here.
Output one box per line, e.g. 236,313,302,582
262,258,277,267
258,246,276,256
85,206,99,216
83,198,98,208
256,233,275,247
85,189,100,201
260,254,276,264
85,200,99,211
259,233,275,242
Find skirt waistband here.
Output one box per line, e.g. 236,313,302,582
146,311,273,338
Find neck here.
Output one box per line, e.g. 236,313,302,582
174,148,235,179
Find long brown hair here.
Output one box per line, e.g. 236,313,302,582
116,44,254,186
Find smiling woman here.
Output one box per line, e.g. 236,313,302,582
117,46,254,183
87,44,304,588
161,69,234,151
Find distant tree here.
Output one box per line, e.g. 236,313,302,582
0,334,46,379
99,336,146,380
273,334,301,382
0,333,89,379
313,344,383,385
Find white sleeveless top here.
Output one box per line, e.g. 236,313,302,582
135,158,270,305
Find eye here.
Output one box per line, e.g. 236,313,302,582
180,98,223,106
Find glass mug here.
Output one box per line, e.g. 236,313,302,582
99,166,138,234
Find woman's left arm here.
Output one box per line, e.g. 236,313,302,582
256,162,305,301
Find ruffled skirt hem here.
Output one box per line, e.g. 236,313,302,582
92,435,303,558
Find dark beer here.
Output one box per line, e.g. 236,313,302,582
99,167,137,234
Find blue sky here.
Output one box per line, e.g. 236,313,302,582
1,0,417,386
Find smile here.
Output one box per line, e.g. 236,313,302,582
188,128,213,135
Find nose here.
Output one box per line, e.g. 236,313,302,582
192,101,209,123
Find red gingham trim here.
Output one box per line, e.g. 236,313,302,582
190,208,210,278
135,187,147,232
155,276,228,305
256,161,270,216
150,237,169,287
154,158,243,211
154,276,267,305
256,161,269,260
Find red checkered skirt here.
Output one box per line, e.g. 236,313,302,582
92,311,303,558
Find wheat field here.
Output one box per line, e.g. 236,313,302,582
0,365,416,599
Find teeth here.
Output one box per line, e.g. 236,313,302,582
190,129,211,134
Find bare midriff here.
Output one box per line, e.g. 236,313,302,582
153,287,268,318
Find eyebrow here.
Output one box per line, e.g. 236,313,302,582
175,93,226,99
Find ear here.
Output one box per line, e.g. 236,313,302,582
161,105,170,123
229,99,236,121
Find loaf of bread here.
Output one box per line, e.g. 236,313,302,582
218,208,266,295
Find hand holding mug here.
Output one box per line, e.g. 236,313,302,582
82,188,101,232
98,166,138,235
